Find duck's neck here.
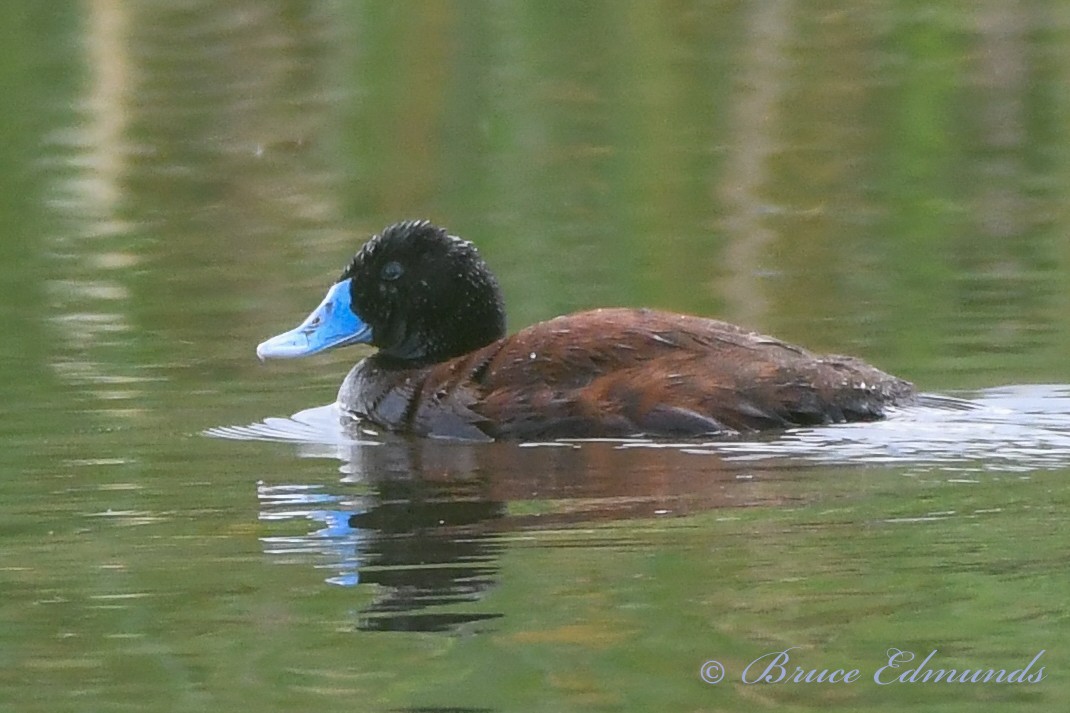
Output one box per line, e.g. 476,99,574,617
377,301,506,365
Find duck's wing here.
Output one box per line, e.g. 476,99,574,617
461,309,914,439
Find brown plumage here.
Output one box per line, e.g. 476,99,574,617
338,308,915,441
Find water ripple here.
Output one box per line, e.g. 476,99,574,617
207,385,1070,473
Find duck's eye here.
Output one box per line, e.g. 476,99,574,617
381,261,404,282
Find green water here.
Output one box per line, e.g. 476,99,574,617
2,2,1070,711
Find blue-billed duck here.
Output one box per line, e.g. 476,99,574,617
257,220,916,441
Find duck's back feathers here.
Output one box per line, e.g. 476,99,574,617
339,308,915,440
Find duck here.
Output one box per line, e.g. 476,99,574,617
257,220,916,441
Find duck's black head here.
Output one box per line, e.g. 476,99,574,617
257,220,506,365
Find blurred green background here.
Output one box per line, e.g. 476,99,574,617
1,2,1068,711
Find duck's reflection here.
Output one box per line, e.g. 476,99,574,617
347,474,505,632
241,386,1070,632
258,431,763,633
